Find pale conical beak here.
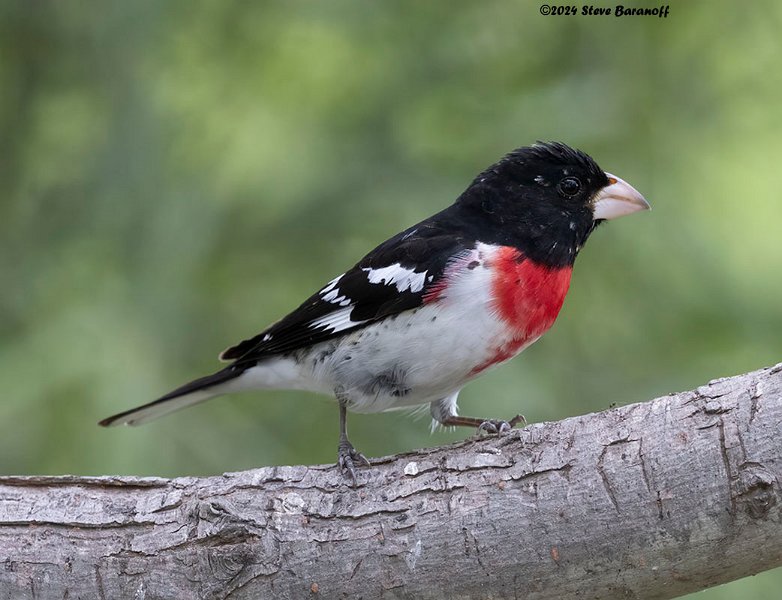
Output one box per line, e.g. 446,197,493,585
593,173,650,220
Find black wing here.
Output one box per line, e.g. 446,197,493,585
221,223,468,365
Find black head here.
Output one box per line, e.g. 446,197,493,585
454,141,649,267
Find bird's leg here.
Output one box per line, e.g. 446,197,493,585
440,414,526,435
337,398,370,486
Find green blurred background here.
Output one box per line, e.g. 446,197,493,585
1,1,780,596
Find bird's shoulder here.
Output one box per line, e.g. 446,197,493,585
220,221,472,363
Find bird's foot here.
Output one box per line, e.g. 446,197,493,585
477,414,526,435
338,439,371,486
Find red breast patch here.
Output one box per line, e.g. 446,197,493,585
471,246,572,375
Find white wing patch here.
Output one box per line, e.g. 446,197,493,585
319,274,343,295
319,274,352,307
362,264,427,293
310,307,365,333
321,289,352,306
310,264,427,336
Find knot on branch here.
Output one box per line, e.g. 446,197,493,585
736,464,778,519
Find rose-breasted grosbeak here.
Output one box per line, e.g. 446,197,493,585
101,142,649,483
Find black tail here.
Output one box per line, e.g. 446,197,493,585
99,365,244,427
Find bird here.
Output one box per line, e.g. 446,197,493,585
100,141,649,484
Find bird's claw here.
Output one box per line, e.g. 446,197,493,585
338,440,370,486
477,414,526,435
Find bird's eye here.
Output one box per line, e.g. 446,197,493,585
558,177,581,197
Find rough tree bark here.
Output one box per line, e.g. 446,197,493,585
1,364,782,600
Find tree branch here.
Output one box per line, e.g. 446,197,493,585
2,363,782,599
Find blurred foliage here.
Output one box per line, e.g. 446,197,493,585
1,0,781,596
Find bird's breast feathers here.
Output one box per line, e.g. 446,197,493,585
426,242,572,376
